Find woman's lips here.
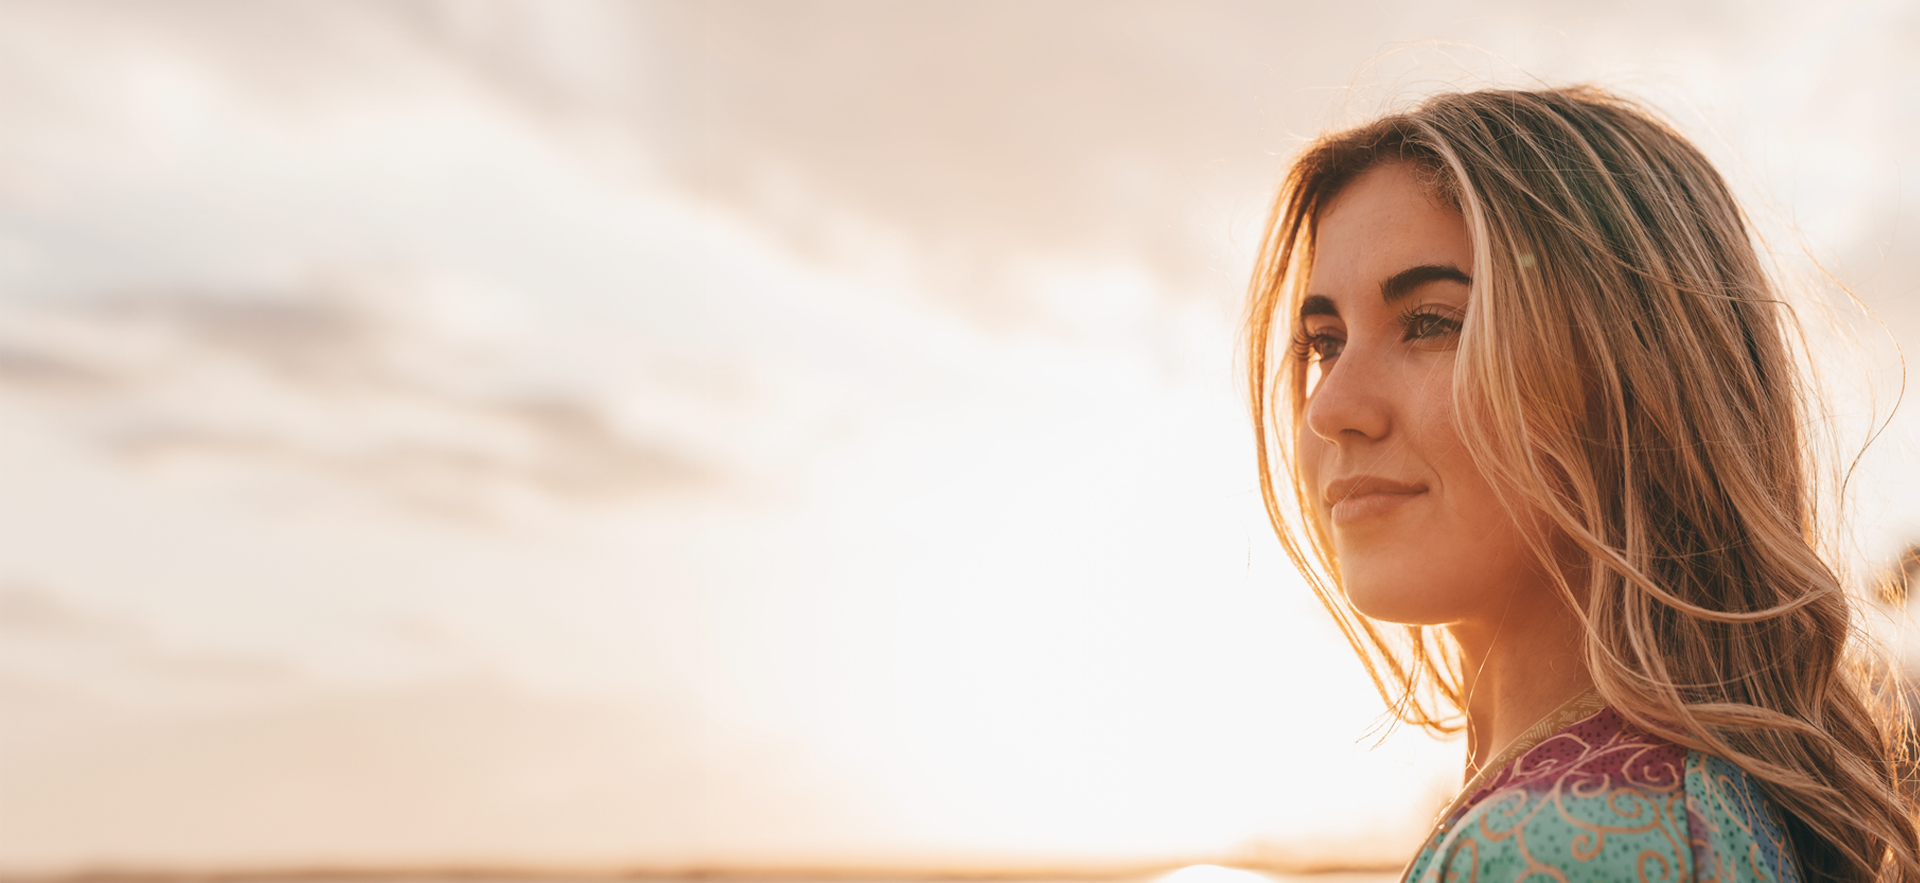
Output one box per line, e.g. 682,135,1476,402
1324,476,1427,525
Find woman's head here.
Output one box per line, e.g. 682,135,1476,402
1247,86,1918,881
1251,87,1810,693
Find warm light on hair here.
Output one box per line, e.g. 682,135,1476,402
1246,86,1920,881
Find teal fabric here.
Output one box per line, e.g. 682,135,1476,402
1402,706,1799,883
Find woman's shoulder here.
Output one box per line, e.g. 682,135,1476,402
1403,705,1800,883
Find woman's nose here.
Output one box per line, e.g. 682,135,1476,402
1302,346,1392,444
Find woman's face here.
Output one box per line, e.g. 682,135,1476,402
1296,163,1542,626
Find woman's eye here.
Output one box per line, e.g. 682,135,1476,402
1291,330,1345,363
1400,308,1463,349
1312,335,1345,361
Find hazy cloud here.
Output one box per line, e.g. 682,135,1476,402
0,278,711,518
0,584,300,721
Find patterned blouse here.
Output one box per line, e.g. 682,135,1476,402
1402,691,1802,883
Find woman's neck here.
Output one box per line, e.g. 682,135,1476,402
1449,586,1591,777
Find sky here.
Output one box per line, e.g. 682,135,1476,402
1,0,1919,873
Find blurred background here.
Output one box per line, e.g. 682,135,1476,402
3,0,1920,878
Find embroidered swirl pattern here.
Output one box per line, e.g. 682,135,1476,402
1402,707,1800,883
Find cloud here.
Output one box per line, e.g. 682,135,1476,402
0,276,712,519
0,341,109,389
0,583,300,720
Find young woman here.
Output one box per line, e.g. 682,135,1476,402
1244,87,1920,882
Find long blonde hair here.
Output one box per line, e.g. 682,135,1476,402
1245,86,1919,882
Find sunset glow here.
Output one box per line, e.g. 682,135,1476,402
0,0,1917,876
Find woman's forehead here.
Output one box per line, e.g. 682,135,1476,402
1308,164,1472,305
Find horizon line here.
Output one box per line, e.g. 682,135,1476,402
0,860,1408,883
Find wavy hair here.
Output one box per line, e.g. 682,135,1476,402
1244,86,1919,881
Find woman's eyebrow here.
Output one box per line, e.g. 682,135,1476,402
1299,295,1338,318
1381,264,1471,303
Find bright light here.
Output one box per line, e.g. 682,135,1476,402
1160,865,1275,883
